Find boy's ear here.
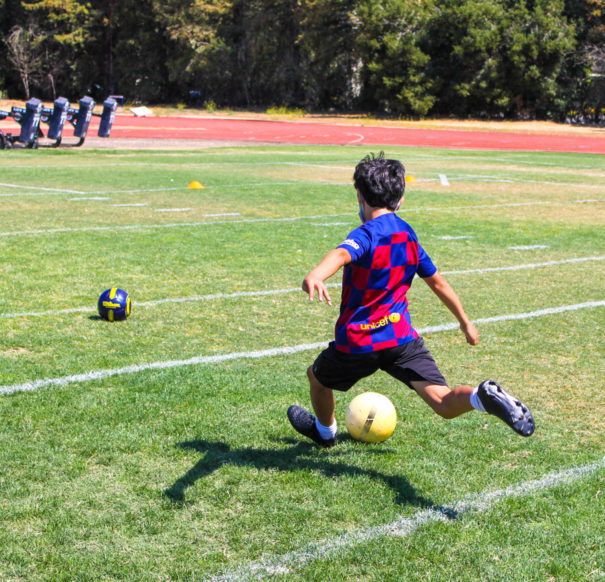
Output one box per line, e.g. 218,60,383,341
395,197,403,211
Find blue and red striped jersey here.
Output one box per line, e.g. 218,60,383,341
334,213,436,353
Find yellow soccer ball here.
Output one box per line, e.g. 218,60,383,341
345,392,397,443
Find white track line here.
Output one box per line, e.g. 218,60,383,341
1,301,603,396
2,256,603,319
206,457,605,581
0,198,602,238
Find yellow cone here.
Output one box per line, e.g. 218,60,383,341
405,175,416,183
188,180,205,189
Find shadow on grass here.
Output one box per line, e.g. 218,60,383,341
165,437,442,511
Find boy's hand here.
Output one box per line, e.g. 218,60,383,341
302,248,351,307
302,276,332,306
460,321,479,345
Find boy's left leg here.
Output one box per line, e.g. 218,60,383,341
411,381,473,419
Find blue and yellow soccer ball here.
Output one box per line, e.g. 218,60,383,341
98,287,131,322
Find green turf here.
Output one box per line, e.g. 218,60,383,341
0,145,603,581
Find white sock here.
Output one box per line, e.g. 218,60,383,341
315,418,338,440
470,386,486,412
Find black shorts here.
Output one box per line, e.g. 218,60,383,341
312,337,447,392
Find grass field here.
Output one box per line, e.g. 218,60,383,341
0,144,603,581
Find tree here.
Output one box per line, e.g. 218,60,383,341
561,0,605,122
95,0,171,102
297,0,359,110
498,0,575,118
424,0,506,117
4,24,42,98
354,0,435,116
425,0,575,119
151,0,235,103
21,0,100,98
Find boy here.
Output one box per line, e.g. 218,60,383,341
288,153,534,447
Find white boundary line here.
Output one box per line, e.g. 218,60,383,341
0,187,187,198
0,174,603,197
206,457,605,581
0,213,350,237
0,198,602,238
3,151,601,169
0,182,85,194
1,300,603,396
1,256,603,319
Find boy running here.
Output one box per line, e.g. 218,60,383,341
288,153,534,447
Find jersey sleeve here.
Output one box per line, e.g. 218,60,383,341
337,226,371,262
417,243,438,278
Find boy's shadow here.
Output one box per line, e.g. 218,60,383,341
165,437,443,512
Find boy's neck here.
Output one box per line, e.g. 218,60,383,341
358,191,403,224
362,207,395,223
368,208,393,220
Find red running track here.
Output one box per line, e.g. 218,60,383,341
105,115,605,154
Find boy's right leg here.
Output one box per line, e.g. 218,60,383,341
287,366,337,448
308,366,336,427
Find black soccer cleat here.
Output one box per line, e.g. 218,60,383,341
287,405,337,448
477,380,535,437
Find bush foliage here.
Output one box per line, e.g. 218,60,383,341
1,0,603,120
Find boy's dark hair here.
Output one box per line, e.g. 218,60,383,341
353,152,405,210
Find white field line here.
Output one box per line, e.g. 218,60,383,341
70,197,111,201
1,171,603,197
0,182,85,194
441,255,605,275
0,213,350,237
6,152,599,170
0,198,602,238
434,235,474,240
206,457,605,582
2,256,603,319
449,174,605,188
1,300,603,397
509,245,549,250
0,186,186,198
0,183,307,198
112,203,149,207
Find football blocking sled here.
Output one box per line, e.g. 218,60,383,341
0,97,43,149
1,96,118,149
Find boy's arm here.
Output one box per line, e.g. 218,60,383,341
422,271,479,345
302,247,352,306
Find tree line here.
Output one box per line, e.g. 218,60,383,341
1,0,604,121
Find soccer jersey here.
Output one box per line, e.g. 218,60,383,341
335,213,437,353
